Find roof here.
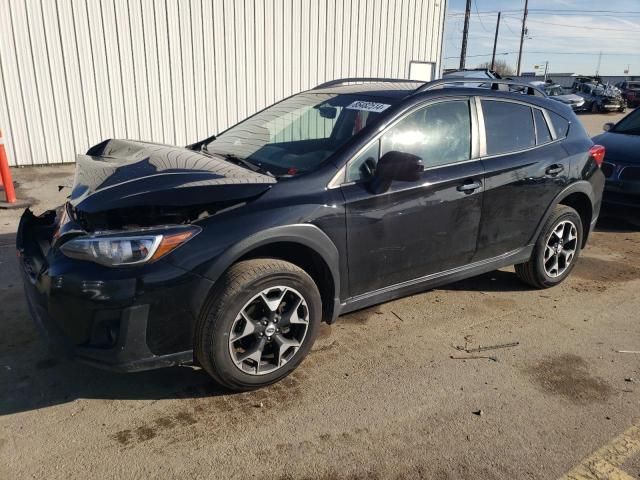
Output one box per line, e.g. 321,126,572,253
311,81,423,98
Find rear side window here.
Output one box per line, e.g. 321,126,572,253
548,111,570,139
533,109,552,144
481,100,535,155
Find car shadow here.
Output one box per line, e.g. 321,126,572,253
442,269,531,293
595,216,639,233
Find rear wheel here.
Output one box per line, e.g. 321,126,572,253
195,259,322,391
515,205,583,289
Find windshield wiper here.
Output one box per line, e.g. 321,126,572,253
202,148,274,177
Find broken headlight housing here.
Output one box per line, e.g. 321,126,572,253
60,226,200,267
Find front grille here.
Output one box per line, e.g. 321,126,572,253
620,166,640,182
601,162,616,178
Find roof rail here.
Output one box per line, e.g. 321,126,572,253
414,79,546,97
314,77,420,89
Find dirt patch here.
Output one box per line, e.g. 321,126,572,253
339,307,383,324
526,354,612,404
317,323,333,340
110,371,306,447
572,256,640,284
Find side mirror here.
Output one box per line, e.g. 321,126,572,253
318,106,337,119
603,122,614,132
368,151,423,194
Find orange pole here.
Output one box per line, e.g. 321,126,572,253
0,129,17,203
0,130,3,188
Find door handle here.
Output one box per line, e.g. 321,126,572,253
457,181,482,193
546,164,565,176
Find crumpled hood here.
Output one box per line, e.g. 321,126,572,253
69,139,276,213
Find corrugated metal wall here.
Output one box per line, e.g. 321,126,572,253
0,0,446,167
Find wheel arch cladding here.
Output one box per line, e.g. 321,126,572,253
238,242,336,324
530,182,595,249
557,192,592,247
202,224,341,324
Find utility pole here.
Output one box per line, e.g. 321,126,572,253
543,61,549,81
459,0,472,69
516,0,528,76
490,12,502,71
595,51,602,76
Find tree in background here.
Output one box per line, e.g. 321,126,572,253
477,59,515,77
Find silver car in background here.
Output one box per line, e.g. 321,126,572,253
531,81,585,111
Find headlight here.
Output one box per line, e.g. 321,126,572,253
60,226,200,266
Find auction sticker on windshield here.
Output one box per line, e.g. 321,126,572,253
346,101,391,113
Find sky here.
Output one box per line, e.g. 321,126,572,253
443,0,640,76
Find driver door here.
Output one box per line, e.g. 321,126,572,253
340,98,484,298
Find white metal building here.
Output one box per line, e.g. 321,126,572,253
0,0,446,167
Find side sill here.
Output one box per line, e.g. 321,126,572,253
338,246,533,315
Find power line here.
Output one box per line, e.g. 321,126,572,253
449,9,640,16
444,50,640,60
502,15,640,33
528,8,640,14
473,0,491,32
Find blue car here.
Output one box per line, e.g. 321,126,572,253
593,107,640,222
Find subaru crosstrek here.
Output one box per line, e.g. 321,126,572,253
17,78,605,391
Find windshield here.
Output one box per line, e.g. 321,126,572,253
204,92,397,176
545,86,563,96
613,108,640,135
628,82,640,90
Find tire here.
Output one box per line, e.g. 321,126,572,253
515,205,583,289
195,258,322,391
591,102,599,114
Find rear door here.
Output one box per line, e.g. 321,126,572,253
340,98,485,297
474,98,571,260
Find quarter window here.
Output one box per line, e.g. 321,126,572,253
548,111,570,139
346,100,472,182
533,109,552,144
481,100,535,155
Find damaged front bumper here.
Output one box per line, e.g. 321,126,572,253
16,209,212,372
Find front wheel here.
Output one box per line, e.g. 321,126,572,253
515,205,583,289
195,259,322,391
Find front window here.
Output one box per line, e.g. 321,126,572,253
612,109,640,135
347,100,472,182
204,92,398,176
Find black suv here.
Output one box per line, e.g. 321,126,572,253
18,78,605,391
